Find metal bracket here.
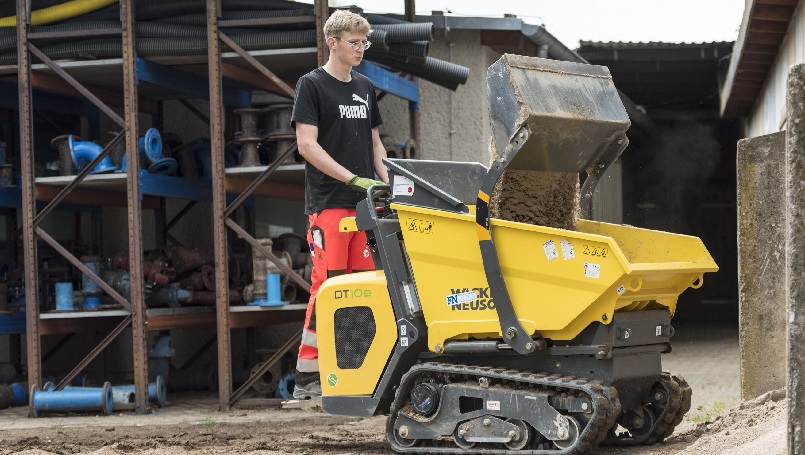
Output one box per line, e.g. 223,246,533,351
475,125,544,355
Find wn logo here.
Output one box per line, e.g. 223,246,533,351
447,287,496,311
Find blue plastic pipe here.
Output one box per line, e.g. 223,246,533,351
31,381,113,417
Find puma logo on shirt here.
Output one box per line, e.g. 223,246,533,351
339,93,369,119
351,93,369,107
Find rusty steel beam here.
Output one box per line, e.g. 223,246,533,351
218,32,296,98
221,62,295,97
224,176,304,201
16,0,43,399
230,329,301,405
224,141,298,217
54,315,133,391
31,73,159,113
34,184,162,209
35,227,133,311
120,0,149,415
225,218,311,292
208,0,233,412
315,0,329,67
28,44,125,128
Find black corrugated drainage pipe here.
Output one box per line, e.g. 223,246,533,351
370,23,434,43
366,51,469,91
151,9,315,26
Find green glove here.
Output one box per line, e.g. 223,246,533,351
346,175,384,192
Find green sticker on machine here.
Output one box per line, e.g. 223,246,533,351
327,373,338,387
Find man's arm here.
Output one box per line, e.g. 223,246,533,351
296,122,355,183
371,127,389,183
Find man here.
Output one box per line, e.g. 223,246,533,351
291,10,388,399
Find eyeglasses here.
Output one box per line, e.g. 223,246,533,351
334,37,371,51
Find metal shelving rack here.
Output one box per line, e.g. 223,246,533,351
15,0,151,412
14,0,421,414
207,0,422,410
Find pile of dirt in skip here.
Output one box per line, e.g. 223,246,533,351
488,139,580,230
674,389,786,455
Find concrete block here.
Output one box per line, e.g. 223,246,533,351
736,130,786,401
787,63,805,455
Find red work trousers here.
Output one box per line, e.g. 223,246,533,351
295,208,375,374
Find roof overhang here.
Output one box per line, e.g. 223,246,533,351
720,0,800,117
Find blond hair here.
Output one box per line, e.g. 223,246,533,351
323,10,371,38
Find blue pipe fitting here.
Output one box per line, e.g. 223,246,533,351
248,273,288,307
9,382,27,407
139,128,177,175
81,258,102,310
55,282,74,311
276,372,295,399
31,381,113,417
69,135,119,174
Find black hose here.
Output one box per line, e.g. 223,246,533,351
387,41,429,58
365,13,409,25
0,21,211,54
370,23,434,43
366,51,469,91
153,9,315,26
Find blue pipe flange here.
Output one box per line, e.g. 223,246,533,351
275,372,296,399
139,128,162,162
69,135,119,174
139,128,177,175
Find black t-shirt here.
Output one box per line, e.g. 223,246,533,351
291,67,383,214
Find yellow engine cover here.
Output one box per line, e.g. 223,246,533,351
393,203,718,352
316,270,398,397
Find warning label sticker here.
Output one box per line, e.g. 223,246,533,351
560,240,575,260
393,175,415,196
543,240,558,262
486,400,501,411
584,262,601,279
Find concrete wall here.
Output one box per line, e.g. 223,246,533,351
787,63,805,455
736,130,786,401
378,29,500,165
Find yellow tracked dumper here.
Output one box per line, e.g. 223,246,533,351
315,55,718,453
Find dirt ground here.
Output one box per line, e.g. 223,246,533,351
0,388,786,455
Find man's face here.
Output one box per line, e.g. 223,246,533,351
329,31,369,67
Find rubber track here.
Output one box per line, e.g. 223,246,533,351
603,372,692,446
385,363,623,454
